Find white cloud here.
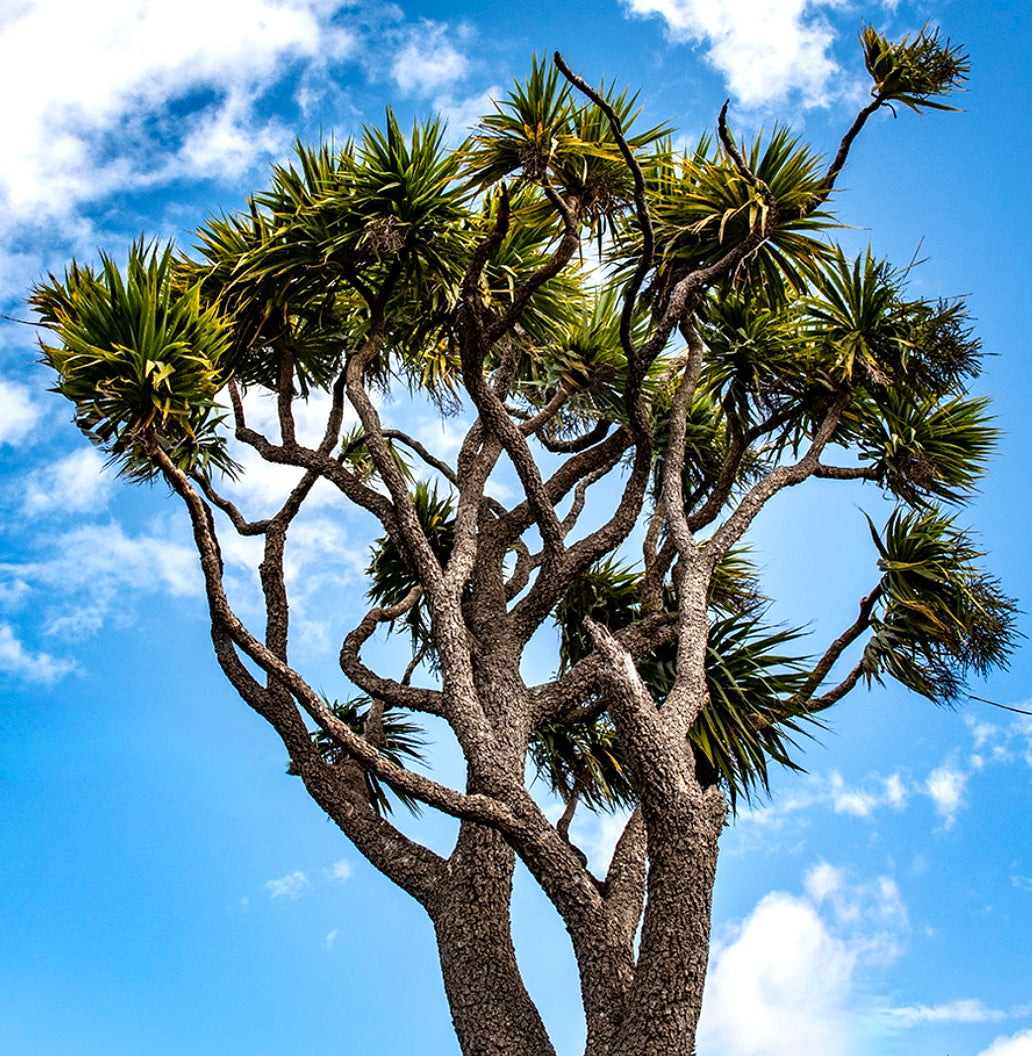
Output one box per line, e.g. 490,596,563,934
887,998,1007,1027
828,770,880,817
698,864,907,1056
391,21,469,96
926,765,966,828
977,1029,1032,1056
0,0,355,223
2,518,202,646
329,858,352,883
26,520,201,598
0,376,43,445
434,85,502,138
884,773,907,809
737,768,909,835
699,893,858,1055
0,578,30,607
623,0,842,108
174,89,289,181
42,606,106,640
0,621,76,683
325,928,338,948
265,870,310,899
23,445,112,516
805,861,846,903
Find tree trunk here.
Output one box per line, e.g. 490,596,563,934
430,822,557,1056
610,785,726,1056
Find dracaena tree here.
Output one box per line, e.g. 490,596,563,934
31,25,1016,1056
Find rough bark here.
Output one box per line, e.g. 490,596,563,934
431,824,557,1056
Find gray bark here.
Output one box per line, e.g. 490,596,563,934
430,824,557,1056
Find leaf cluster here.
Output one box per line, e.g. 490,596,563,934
862,24,970,112
864,510,1018,703
300,695,428,816
32,241,236,480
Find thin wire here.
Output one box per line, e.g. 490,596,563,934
968,694,1032,717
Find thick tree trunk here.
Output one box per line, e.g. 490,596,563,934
610,785,726,1056
430,823,557,1056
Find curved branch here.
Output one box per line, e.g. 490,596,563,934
191,474,268,535
235,424,396,527
706,393,849,565
539,417,612,454
339,589,448,717
813,95,886,210
156,447,508,828
791,585,883,707
383,429,458,485
165,468,449,906
554,53,655,367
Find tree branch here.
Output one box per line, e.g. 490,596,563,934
706,393,849,565
339,589,448,717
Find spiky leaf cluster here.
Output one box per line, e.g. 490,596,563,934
303,695,428,816
863,510,1017,703
551,557,815,808
32,241,235,480
862,24,970,112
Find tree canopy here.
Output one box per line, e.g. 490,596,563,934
31,24,1016,1056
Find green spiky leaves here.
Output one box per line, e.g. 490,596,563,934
642,128,835,302
864,509,1017,703
550,557,816,810
862,24,970,112
303,695,428,816
32,241,236,481
367,481,456,653
467,55,667,234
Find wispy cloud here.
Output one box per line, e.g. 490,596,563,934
11,519,201,601
925,765,967,828
23,446,112,516
390,20,470,96
329,859,352,883
0,621,76,684
735,768,910,837
887,998,1007,1027
265,870,310,899
0,376,44,445
1,517,202,651
623,0,842,108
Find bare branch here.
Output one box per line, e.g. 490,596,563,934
706,394,849,566
814,96,886,210
554,52,655,366
603,807,647,950
813,464,879,481
383,429,459,484
339,589,448,717
518,383,574,438
539,418,612,454
276,344,296,446
790,585,883,707
191,473,268,535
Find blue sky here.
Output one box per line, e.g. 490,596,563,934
1,1,1031,1054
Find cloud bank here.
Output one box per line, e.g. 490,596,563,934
623,0,843,108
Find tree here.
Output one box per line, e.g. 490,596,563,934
30,25,1016,1056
